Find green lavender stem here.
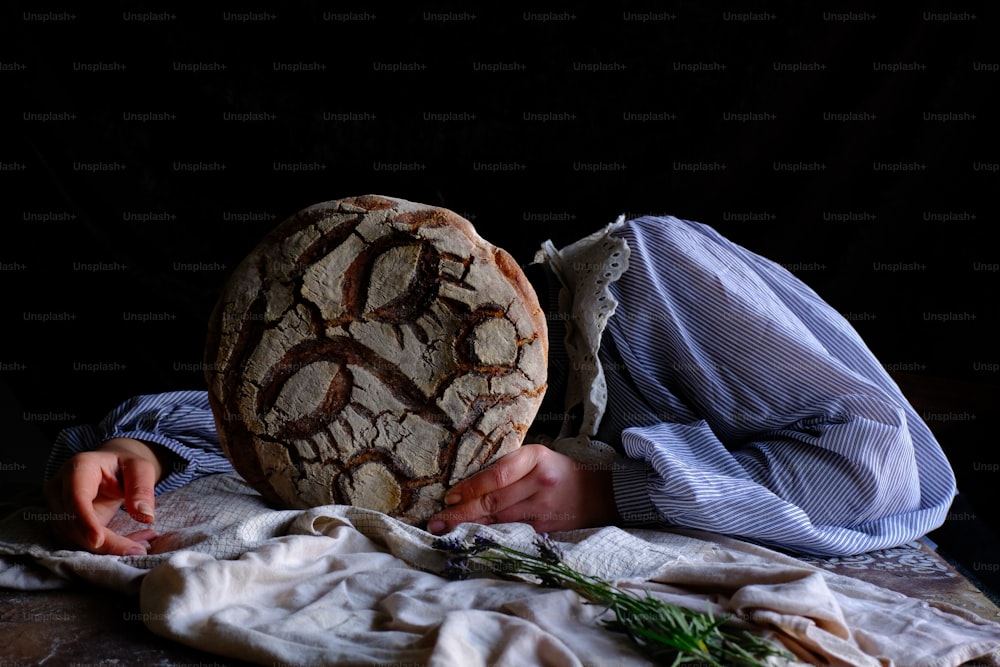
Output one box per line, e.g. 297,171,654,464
433,534,792,667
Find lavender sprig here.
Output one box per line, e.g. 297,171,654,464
432,533,792,667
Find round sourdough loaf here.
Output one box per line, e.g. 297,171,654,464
204,194,548,524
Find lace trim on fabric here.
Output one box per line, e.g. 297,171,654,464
533,215,629,463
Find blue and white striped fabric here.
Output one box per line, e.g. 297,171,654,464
598,215,956,556
44,214,958,557
44,390,234,495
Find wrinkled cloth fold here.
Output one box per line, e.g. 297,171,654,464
1,473,998,667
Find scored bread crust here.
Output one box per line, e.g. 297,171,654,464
204,194,548,523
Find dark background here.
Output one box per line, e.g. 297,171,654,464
3,4,998,591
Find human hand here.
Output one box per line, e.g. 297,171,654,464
426,444,619,535
42,437,165,555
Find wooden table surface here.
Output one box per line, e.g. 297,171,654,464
1,583,258,666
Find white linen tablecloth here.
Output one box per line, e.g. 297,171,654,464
2,473,998,666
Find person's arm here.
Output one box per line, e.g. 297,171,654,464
599,214,957,556
609,410,937,556
42,390,233,555
44,389,233,494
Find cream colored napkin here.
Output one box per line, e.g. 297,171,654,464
3,473,999,666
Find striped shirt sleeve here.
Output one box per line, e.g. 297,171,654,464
597,215,957,556
44,390,234,495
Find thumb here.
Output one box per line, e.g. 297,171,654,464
119,456,158,524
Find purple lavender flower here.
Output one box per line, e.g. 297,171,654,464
431,537,468,555
441,556,471,581
534,533,564,564
472,534,500,551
